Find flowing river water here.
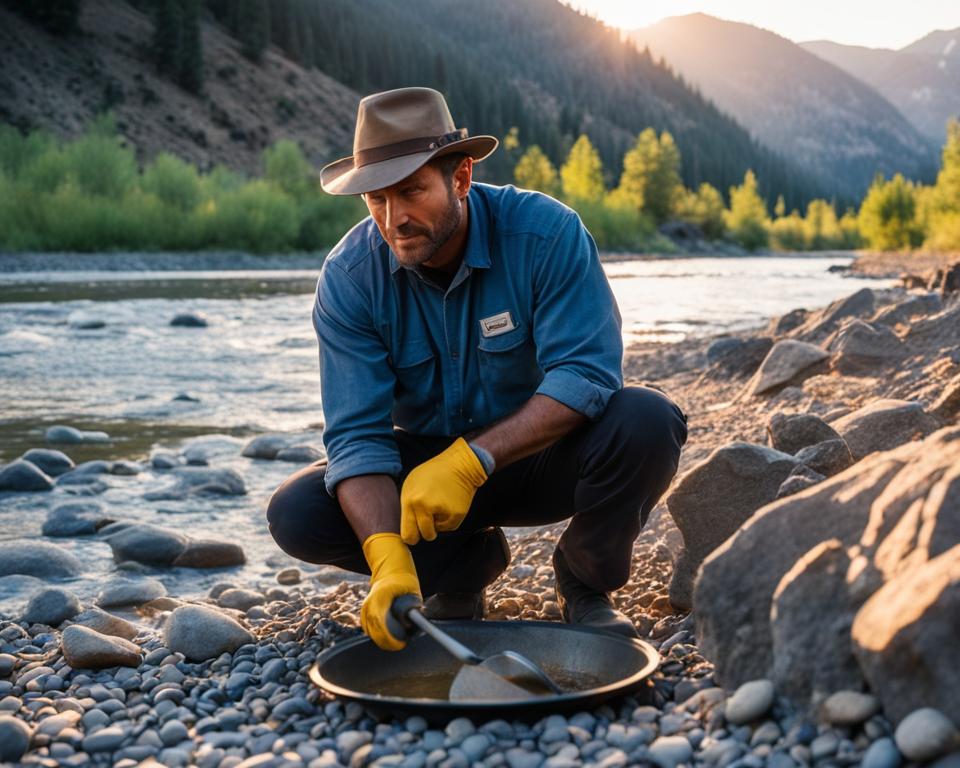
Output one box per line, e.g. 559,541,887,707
0,254,892,611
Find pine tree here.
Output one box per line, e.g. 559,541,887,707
153,0,182,80
238,0,270,63
178,0,203,94
560,135,604,204
514,145,559,197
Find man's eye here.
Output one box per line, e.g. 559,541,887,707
367,195,384,205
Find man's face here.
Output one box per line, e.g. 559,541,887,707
363,160,465,268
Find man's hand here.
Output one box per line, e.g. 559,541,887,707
360,532,421,651
400,438,488,545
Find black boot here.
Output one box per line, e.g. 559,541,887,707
422,527,510,620
553,547,638,638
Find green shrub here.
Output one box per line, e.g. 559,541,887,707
202,181,299,253
297,194,366,250
141,153,202,212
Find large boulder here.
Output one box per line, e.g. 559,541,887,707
695,426,960,696
745,341,829,397
767,413,840,455
931,374,960,423
828,320,905,375
872,293,942,328
903,304,960,354
693,445,911,688
831,399,939,460
0,541,82,578
103,523,187,566
853,546,960,726
0,460,53,492
702,336,774,381
164,605,255,662
796,288,876,342
770,540,865,704
667,443,799,610
61,625,141,669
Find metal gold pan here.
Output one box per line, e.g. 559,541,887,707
308,620,660,722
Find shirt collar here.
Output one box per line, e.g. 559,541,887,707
388,185,491,274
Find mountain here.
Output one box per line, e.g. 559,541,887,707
802,29,960,143
206,0,824,208
630,13,938,201
0,0,360,177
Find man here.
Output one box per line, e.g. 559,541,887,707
267,87,688,651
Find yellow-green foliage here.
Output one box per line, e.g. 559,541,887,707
560,135,605,204
514,145,559,197
858,174,923,251
923,119,960,251
674,182,725,239
0,119,365,253
615,128,682,224
725,171,769,250
769,211,806,251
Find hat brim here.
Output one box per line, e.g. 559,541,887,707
319,136,499,196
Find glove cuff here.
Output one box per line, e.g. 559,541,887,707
362,532,418,583
449,437,489,486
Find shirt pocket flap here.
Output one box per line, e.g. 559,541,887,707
392,337,435,368
478,324,527,353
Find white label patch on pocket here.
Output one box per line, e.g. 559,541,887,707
479,311,515,338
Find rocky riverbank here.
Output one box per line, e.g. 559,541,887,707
1,281,959,766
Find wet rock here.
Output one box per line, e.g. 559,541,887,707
820,691,880,726
746,340,829,397
667,442,798,610
894,708,959,763
21,587,81,626
724,679,775,724
68,309,106,329
42,502,114,537
61,625,141,669
0,540,82,578
241,434,291,460
0,715,31,762
145,466,247,500
794,439,854,478
853,545,960,723
72,606,139,640
45,424,110,444
172,392,200,402
275,445,324,463
767,413,841,455
150,451,180,470
217,588,265,611
96,577,167,607
0,459,53,492
771,540,865,704
832,399,939,460
164,604,255,662
829,320,905,374
172,540,246,568
170,312,208,327
110,460,142,476
103,523,188,565
20,448,74,477
775,465,826,499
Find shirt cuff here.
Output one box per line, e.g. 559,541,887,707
535,368,618,421
322,445,402,497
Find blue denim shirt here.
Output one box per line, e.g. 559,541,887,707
313,182,623,495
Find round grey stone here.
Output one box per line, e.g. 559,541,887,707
21,587,81,626
647,735,693,768
0,540,82,578
894,708,959,763
0,459,53,491
160,719,189,747
725,680,776,725
61,625,142,669
164,605,255,662
0,715,31,762
96,577,167,608
862,738,902,768
821,690,880,726
21,448,74,477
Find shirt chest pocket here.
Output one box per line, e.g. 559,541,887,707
477,324,543,408
390,337,439,428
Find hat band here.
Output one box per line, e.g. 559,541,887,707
354,128,468,168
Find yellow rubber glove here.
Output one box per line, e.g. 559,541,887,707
360,532,422,651
400,437,488,546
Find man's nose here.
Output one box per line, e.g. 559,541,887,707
384,198,409,232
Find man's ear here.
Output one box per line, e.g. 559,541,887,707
454,157,473,199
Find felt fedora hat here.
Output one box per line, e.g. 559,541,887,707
320,87,498,196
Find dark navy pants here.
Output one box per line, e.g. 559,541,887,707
266,386,688,597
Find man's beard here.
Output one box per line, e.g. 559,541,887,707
391,187,462,267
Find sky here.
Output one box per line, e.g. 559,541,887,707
564,1,960,50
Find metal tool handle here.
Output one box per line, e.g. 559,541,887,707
387,595,483,665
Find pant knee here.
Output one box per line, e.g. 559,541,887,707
265,466,343,563
605,386,688,462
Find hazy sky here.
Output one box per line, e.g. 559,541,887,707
564,1,960,49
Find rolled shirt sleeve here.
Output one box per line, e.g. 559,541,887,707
532,212,623,419
313,261,401,496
